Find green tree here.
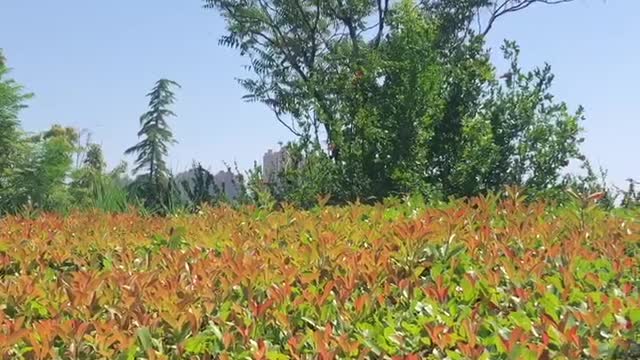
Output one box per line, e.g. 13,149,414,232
10,125,77,212
70,143,110,207
0,49,33,212
206,0,582,204
181,162,222,211
125,79,180,211
441,41,584,196
83,143,106,173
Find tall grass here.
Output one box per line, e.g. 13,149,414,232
85,175,131,213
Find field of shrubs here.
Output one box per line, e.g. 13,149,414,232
1,192,639,359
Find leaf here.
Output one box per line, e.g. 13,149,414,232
507,345,537,360
540,293,561,323
355,294,368,313
629,308,640,324
267,350,290,360
401,322,421,336
430,263,444,279
509,311,533,332
211,324,223,340
137,327,153,352
460,275,477,302
185,333,216,354
587,192,605,202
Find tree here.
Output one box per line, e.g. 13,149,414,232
125,79,180,210
206,0,582,203
0,53,81,213
84,143,106,173
70,143,107,205
9,125,77,212
181,162,222,210
0,49,33,212
620,179,640,209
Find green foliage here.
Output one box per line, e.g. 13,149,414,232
1,194,639,358
125,79,180,212
0,50,33,213
243,162,278,210
6,125,77,212
268,142,338,208
70,144,131,213
181,162,223,211
206,0,585,205
556,160,616,209
464,41,584,195
0,55,125,215
84,143,106,173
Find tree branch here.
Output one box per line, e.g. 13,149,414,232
373,0,389,48
481,0,575,37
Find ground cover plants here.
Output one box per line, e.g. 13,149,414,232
0,191,639,359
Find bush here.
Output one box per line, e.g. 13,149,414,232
0,194,639,358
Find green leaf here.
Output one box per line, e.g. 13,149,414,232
508,345,538,360
185,336,206,354
431,263,444,279
401,322,421,336
603,313,614,327
383,326,396,339
267,351,290,360
461,276,477,302
413,265,428,278
446,350,464,360
629,308,640,324
547,325,564,345
444,243,465,261
211,324,223,340
219,301,232,321
540,292,561,323
509,311,533,332
546,275,563,292
136,327,153,352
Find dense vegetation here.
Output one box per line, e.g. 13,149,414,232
1,2,639,358
1,0,637,215
1,193,639,358
206,0,585,205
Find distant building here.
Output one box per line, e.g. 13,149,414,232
263,148,288,183
213,169,241,199
175,167,242,200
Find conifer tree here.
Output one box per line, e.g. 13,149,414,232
125,79,180,209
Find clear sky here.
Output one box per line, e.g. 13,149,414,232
1,1,638,186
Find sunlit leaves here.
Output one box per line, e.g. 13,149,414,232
0,196,639,358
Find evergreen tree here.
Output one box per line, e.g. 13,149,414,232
0,49,33,212
125,79,180,210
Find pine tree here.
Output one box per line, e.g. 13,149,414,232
125,79,180,210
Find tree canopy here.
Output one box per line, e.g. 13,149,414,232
205,0,582,203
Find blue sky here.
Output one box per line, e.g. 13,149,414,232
1,1,638,186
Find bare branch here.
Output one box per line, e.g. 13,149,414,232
274,111,303,136
481,0,576,37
